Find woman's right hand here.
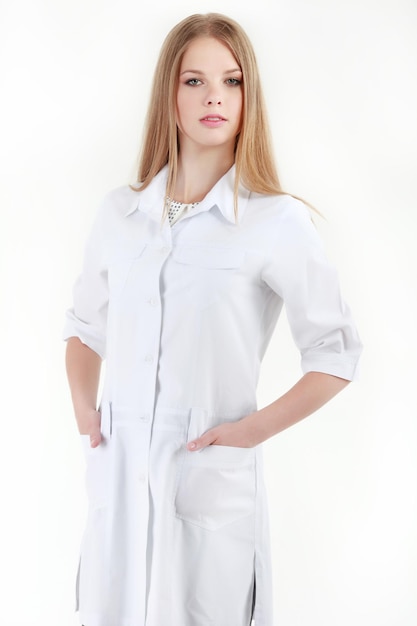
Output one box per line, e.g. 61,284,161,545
77,408,102,448
66,337,103,447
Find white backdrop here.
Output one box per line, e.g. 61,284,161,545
1,0,416,624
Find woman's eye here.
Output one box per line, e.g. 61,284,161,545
186,79,202,86
226,78,241,86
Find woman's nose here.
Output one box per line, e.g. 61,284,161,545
205,90,222,105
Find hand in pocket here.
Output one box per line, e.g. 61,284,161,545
77,408,102,448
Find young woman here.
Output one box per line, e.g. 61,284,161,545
64,13,362,626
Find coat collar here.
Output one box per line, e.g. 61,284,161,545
124,164,250,225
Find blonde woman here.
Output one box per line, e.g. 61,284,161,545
64,13,362,626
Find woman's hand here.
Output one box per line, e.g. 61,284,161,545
78,408,102,448
187,413,261,451
186,373,351,452
66,337,103,448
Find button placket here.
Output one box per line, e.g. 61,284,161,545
137,244,168,424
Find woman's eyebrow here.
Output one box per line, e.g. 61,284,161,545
180,68,242,76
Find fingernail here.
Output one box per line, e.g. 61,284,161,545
188,442,197,450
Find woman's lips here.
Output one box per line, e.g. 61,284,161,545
200,116,227,128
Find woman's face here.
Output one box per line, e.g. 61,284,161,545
176,37,243,154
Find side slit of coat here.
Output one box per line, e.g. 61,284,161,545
250,574,256,624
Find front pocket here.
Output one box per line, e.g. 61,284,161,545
174,444,256,531
80,435,111,509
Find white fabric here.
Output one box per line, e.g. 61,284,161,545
64,165,362,626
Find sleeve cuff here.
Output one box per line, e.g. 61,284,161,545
301,352,362,382
63,313,106,360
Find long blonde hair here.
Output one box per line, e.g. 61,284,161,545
135,13,285,216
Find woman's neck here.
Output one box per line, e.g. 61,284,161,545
174,145,235,203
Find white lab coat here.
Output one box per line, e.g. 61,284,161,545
64,165,362,626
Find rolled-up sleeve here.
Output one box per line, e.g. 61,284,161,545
63,200,109,359
261,199,363,380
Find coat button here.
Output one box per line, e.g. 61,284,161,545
148,298,158,307
144,354,154,363
139,414,150,423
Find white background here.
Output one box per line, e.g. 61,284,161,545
1,0,416,624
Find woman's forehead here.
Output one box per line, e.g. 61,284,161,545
180,37,240,71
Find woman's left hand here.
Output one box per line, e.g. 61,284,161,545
187,373,351,452
186,413,261,451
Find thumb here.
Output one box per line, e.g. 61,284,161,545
90,426,102,448
187,429,217,452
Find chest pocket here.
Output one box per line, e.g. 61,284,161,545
107,243,148,300
172,246,245,310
